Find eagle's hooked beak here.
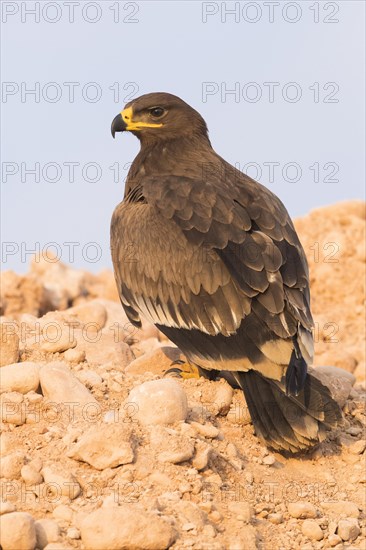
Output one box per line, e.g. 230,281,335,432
111,113,127,138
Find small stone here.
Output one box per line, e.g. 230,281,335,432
267,513,283,524
262,454,276,465
321,500,359,518
124,378,188,426
52,505,73,523
0,392,26,425
21,464,43,485
0,512,36,550
66,527,80,539
228,501,253,523
39,362,100,419
66,425,134,470
76,370,102,388
0,362,40,394
125,346,183,376
288,502,318,519
0,501,16,515
0,322,20,367
35,519,60,549
42,466,81,500
189,421,219,439
349,439,366,454
191,441,213,470
28,457,43,472
212,379,234,416
1,452,26,479
337,519,360,541
40,324,76,353
75,329,133,368
66,301,107,331
310,365,355,407
80,505,176,549
328,534,342,547
301,519,323,540
63,348,86,363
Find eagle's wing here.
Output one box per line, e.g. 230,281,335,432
111,171,314,377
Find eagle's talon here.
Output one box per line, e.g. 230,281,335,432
164,361,201,379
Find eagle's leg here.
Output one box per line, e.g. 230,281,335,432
165,359,201,379
165,359,217,380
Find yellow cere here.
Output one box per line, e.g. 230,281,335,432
121,106,163,131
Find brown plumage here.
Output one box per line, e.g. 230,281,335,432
110,92,341,453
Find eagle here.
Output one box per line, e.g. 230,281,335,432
110,92,341,453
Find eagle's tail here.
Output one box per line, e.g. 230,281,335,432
235,370,342,453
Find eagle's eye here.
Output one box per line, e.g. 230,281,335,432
149,107,165,118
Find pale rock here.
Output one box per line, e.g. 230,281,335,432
124,378,188,425
0,362,40,394
192,440,213,470
189,421,219,439
310,365,355,407
21,464,43,485
1,452,26,479
172,501,207,530
267,513,283,524
262,454,276,465
150,425,194,464
40,326,77,353
80,505,176,549
288,501,318,519
30,254,85,309
0,501,16,515
0,392,26,425
0,270,44,317
39,362,100,419
349,439,366,454
321,500,359,518
0,512,37,550
66,527,80,539
0,322,20,366
67,424,134,470
206,378,234,416
35,519,61,549
63,348,85,363
76,369,103,388
66,301,107,331
42,466,81,499
28,457,43,472
132,337,164,357
328,534,342,547
125,346,183,376
52,505,73,523
228,501,253,522
75,329,134,368
337,519,360,541
300,519,323,541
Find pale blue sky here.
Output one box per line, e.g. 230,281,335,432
1,1,365,273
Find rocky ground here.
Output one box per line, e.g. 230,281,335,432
0,200,365,550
